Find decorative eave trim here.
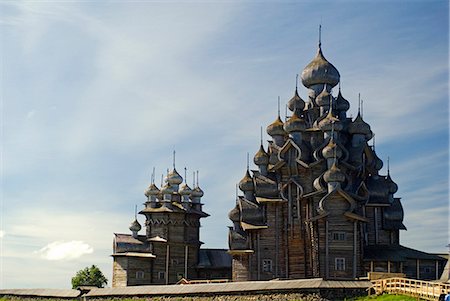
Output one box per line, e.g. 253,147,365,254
303,189,327,198
148,236,167,243
344,211,369,222
268,161,286,172
227,250,254,255
111,252,156,258
256,197,285,203
302,158,325,168
240,222,268,231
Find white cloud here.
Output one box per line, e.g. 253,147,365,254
36,241,93,261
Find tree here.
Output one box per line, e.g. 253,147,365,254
71,265,108,289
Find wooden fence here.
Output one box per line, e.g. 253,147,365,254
371,277,450,301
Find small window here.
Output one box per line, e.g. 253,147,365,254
262,259,273,272
171,259,179,266
158,271,165,280
335,258,345,271
136,271,144,279
332,232,346,241
424,267,431,273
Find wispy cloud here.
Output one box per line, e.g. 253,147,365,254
35,241,93,261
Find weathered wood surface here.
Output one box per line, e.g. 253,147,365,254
85,278,371,297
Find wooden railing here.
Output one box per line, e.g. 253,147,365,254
371,277,450,301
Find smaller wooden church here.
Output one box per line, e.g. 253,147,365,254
112,164,231,287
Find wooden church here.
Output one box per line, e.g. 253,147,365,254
112,165,231,287
227,33,446,281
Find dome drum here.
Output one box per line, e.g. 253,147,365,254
323,165,346,184
322,140,343,160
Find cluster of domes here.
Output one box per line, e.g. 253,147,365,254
144,167,204,202
129,164,206,237
232,37,395,207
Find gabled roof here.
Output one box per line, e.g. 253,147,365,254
253,173,279,198
197,249,232,269
238,197,266,230
364,244,446,262
114,233,150,253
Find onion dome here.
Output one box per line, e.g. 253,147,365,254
386,174,398,194
191,186,204,198
301,46,340,88
144,183,160,198
160,183,174,195
315,86,332,107
178,183,192,196
129,219,142,232
284,111,306,133
266,116,286,137
228,205,240,222
318,109,343,132
254,145,269,166
374,156,383,171
348,113,372,138
322,138,343,159
323,162,346,183
167,168,183,185
336,88,350,112
239,170,254,192
287,89,305,112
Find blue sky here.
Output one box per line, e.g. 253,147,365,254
1,0,448,289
